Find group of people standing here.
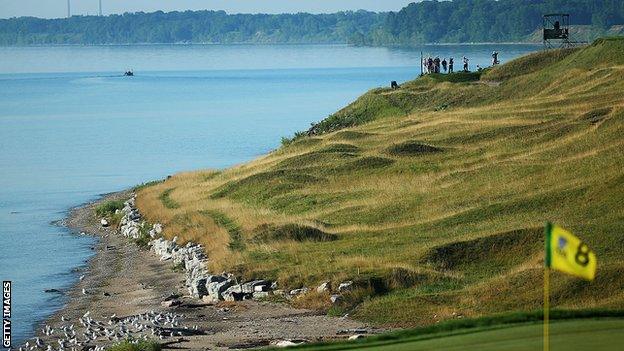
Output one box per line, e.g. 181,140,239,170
423,56,454,74
422,51,500,75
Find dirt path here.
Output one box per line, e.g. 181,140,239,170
34,191,370,350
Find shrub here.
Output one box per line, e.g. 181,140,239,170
95,200,124,218
387,141,442,156
133,224,152,249
430,71,483,83
281,131,308,146
133,179,164,192
252,223,337,243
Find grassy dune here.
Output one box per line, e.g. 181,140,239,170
136,38,624,327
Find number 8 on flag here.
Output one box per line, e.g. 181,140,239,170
545,223,597,281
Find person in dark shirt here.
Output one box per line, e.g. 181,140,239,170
492,51,499,65
449,58,454,73
442,58,448,73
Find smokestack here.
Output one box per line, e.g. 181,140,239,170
99,0,103,16
67,0,71,18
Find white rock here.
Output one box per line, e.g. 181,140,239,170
317,281,331,293
206,279,234,301
153,223,163,234
100,219,109,227
330,294,342,304
223,284,248,301
189,277,208,299
289,287,309,296
253,291,270,299
274,340,304,347
338,281,354,292
255,285,269,292
242,280,270,294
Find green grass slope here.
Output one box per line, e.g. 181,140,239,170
136,38,624,327
276,318,624,351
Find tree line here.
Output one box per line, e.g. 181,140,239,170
361,0,624,45
0,10,384,45
0,0,622,46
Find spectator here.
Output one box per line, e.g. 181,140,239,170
492,51,500,65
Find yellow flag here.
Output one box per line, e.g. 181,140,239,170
545,223,597,281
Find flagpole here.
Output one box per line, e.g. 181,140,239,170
544,266,550,351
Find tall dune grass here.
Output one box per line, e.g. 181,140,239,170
136,38,624,327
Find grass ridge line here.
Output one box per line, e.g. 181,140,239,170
158,188,180,209
200,210,245,251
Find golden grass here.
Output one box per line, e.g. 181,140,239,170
136,40,624,327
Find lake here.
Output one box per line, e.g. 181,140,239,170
0,43,540,345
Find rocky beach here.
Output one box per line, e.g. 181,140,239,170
23,191,372,351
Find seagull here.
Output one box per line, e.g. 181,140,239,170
82,288,88,295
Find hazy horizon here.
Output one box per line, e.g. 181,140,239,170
0,0,416,19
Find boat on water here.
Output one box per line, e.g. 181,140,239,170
124,70,134,76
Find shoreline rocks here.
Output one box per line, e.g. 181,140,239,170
119,195,278,303
118,195,357,307
23,191,373,351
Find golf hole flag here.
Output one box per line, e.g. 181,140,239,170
545,223,597,281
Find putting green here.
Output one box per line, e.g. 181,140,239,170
300,319,624,351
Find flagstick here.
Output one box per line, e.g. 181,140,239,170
544,266,550,351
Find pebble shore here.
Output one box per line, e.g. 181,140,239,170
20,191,372,351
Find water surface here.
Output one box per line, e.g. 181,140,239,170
0,43,540,344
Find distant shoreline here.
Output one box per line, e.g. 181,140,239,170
0,42,543,48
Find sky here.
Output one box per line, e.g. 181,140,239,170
0,0,416,19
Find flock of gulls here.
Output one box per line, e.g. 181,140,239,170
21,310,195,351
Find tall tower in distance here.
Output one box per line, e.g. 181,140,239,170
99,0,103,16
67,0,71,18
